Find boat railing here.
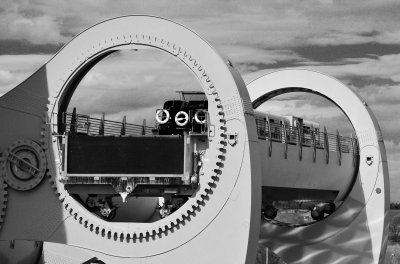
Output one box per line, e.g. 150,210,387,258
61,110,154,136
255,118,358,155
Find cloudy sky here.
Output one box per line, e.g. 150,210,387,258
0,0,399,200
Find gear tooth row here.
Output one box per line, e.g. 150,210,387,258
42,111,51,149
0,180,8,231
39,91,229,243
177,214,184,222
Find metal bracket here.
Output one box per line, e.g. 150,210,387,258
228,133,238,146
366,155,374,166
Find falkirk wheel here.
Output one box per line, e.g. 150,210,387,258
0,16,389,264
248,70,389,263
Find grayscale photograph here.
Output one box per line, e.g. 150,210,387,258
0,1,399,264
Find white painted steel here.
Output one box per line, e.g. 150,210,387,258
248,69,389,264
0,15,261,264
259,140,355,201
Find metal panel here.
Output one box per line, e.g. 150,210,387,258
66,135,184,175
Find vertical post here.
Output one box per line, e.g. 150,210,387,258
86,116,90,134
99,112,105,136
351,133,358,167
121,116,126,136
312,129,316,163
266,118,272,157
265,247,269,264
70,107,77,135
142,119,147,135
337,130,342,166
282,122,288,159
324,126,329,164
297,125,302,161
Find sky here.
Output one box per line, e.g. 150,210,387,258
0,0,399,200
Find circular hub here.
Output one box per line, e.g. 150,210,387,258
1,140,47,191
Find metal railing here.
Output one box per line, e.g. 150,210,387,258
255,118,358,155
62,111,154,136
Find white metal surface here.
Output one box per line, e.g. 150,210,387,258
0,15,261,264
259,140,356,201
248,69,389,264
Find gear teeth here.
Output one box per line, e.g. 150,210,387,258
204,185,212,192
0,179,8,231
177,214,184,222
41,123,50,150
198,189,207,198
41,88,228,242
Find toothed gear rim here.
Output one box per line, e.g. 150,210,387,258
0,139,47,191
43,16,246,250
0,179,7,230
44,78,226,241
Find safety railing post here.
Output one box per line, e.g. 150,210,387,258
351,133,358,167
86,116,90,134
142,119,147,135
312,130,316,163
121,116,126,136
283,122,288,159
70,107,77,135
324,126,329,164
99,112,105,135
266,118,272,157
337,130,342,166
297,125,302,161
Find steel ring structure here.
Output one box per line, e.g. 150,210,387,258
0,15,261,263
248,69,389,264
0,16,390,264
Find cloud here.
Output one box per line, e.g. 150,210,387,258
355,84,400,106
1,0,400,51
256,93,354,136
0,39,62,55
222,46,303,65
67,49,202,124
0,12,68,44
244,53,400,83
0,54,51,94
0,70,15,85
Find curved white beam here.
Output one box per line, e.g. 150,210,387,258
0,15,261,264
248,69,389,264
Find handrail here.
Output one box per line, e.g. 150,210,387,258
62,112,154,136
254,118,358,161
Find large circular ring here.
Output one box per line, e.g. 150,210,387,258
0,139,47,191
